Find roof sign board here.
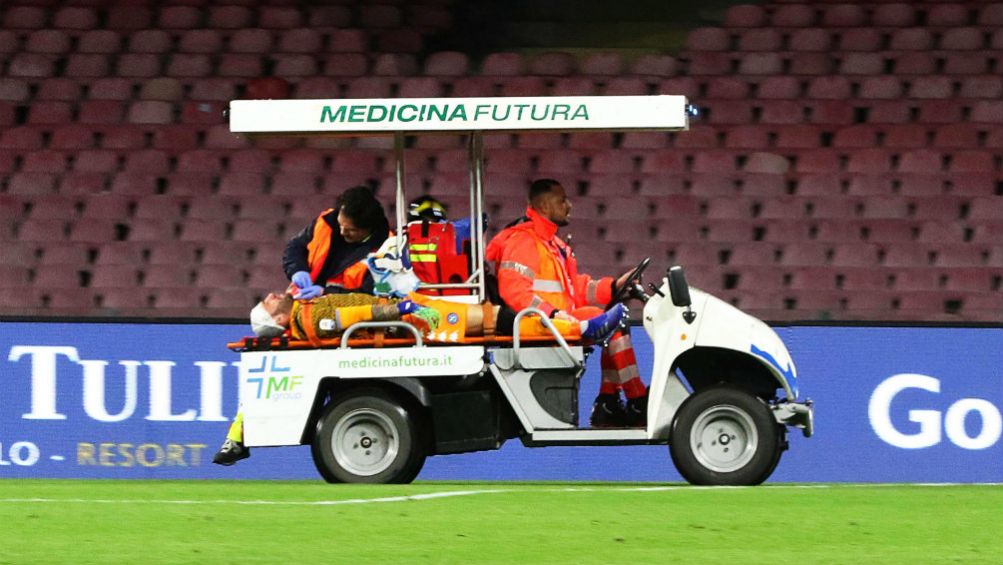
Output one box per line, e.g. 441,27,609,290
229,95,689,134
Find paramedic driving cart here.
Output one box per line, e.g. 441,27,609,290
487,178,648,427
226,95,813,485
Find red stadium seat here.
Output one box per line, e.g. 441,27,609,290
686,27,729,51
550,77,596,96
306,5,351,28
107,6,151,30
94,242,147,266
581,53,624,76
424,51,470,76
27,101,73,125
840,267,890,292
787,28,831,52
771,4,815,27
69,218,119,243
26,30,71,54
631,54,677,77
37,78,83,101
723,4,767,28
32,265,85,289
147,242,201,266
836,28,881,52
779,242,832,266
204,5,251,29
481,52,525,76
110,173,157,195
872,4,916,27
230,29,273,54
686,52,733,75
127,218,178,242
927,3,969,26
178,29,223,54
3,6,46,29
53,7,98,30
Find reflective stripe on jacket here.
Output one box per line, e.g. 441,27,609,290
485,207,614,317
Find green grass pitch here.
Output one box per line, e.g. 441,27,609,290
1,480,1000,565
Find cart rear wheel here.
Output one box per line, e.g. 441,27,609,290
312,389,426,484
669,386,784,485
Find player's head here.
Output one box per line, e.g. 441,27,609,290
249,291,294,337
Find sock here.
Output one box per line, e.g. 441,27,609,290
582,303,627,341
334,305,377,330
225,412,244,443
622,377,647,399
406,307,441,331
517,317,577,337
599,381,619,396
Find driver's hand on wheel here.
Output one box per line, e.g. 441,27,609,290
614,270,634,293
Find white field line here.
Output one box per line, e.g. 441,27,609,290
0,483,998,507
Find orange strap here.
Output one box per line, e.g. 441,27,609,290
481,302,495,337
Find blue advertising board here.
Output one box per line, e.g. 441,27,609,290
1,321,1000,482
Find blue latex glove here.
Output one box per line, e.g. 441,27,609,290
297,285,324,300
291,271,312,290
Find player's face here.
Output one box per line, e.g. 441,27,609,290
262,292,293,324
541,184,572,227
337,210,370,243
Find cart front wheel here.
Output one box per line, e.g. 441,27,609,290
669,386,784,485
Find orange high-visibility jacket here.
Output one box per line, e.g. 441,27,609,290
282,208,389,292
485,207,614,317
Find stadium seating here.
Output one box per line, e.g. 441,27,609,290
0,1,999,322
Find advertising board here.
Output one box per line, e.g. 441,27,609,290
1,321,1000,482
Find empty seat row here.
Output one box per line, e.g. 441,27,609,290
679,50,1000,76
687,26,1003,52
723,3,1003,29
2,5,452,33
0,285,260,317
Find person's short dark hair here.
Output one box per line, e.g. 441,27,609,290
529,178,561,204
336,185,389,233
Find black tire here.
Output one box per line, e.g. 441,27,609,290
311,388,426,484
669,386,784,486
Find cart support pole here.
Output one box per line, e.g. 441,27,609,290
393,131,406,251
468,132,486,301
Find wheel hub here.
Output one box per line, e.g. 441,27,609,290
331,408,399,476
690,405,758,473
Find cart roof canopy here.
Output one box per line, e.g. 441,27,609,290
229,95,689,135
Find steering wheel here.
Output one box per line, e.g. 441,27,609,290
610,256,651,306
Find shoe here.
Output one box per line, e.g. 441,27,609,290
625,394,647,427
212,438,250,466
582,303,629,344
589,393,626,428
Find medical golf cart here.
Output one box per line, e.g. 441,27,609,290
227,95,814,485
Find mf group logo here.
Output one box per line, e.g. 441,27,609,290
245,355,304,401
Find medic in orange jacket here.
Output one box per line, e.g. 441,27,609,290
283,206,390,294
485,207,614,317
486,179,647,427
